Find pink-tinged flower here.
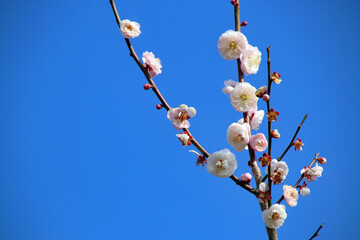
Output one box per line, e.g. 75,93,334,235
218,30,248,60
250,133,268,152
206,149,237,178
240,173,252,183
258,182,272,203
258,153,272,167
317,157,327,165
176,132,192,146
262,204,287,229
142,51,162,78
167,104,196,130
240,45,262,75
222,80,238,94
266,159,289,185
283,185,299,207
238,110,264,131
271,129,280,139
120,19,141,38
270,72,282,84
267,108,279,122
294,138,304,151
301,163,323,182
300,187,310,197
227,122,250,152
230,82,258,113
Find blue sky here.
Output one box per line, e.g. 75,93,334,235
0,0,359,239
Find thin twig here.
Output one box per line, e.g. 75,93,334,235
109,0,257,194
276,153,319,204
234,0,244,83
309,223,324,240
266,46,272,207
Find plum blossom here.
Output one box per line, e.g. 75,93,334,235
294,138,304,151
300,187,310,197
120,19,141,38
250,133,268,152
176,132,192,146
317,157,327,165
283,185,299,207
271,72,282,84
258,182,271,203
237,110,264,131
240,45,262,75
218,30,248,60
240,173,252,183
271,129,280,139
266,159,289,185
258,153,272,167
142,51,162,78
206,149,237,178
222,80,238,94
230,82,258,113
167,104,196,130
267,108,279,122
301,163,323,182
262,204,287,229
227,122,251,152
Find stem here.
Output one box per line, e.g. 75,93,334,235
276,153,319,204
110,0,253,194
266,46,272,207
309,223,324,240
230,174,258,195
234,0,244,83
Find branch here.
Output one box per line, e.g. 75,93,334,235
266,46,273,206
109,0,257,194
276,153,319,204
234,0,244,83
309,223,324,240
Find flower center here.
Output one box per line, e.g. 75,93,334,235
271,212,280,221
228,41,238,50
232,134,244,144
240,94,249,102
126,25,133,31
216,160,229,170
178,111,188,122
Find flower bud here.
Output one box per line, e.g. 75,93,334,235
262,94,270,101
271,129,280,139
241,21,248,26
156,104,162,110
300,187,310,197
143,83,152,90
240,173,252,183
255,86,267,98
317,157,326,165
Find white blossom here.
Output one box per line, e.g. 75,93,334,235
222,80,238,95
218,30,248,60
301,164,323,182
176,133,190,146
230,82,258,113
206,149,237,178
226,122,250,152
167,104,196,130
142,51,162,78
262,204,287,229
300,187,310,197
238,110,264,130
240,45,261,75
266,159,289,185
283,185,299,207
120,19,141,38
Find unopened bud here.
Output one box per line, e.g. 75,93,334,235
271,129,280,139
262,94,270,101
317,157,326,165
256,86,267,98
240,173,252,184
143,84,152,90
241,21,248,27
156,104,162,110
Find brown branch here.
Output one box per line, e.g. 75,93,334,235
309,223,324,240
266,46,273,207
109,0,258,194
234,0,244,83
276,153,319,204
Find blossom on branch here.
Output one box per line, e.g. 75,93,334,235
142,51,162,78
294,138,304,151
262,204,287,229
266,159,289,185
240,173,252,184
300,187,310,197
317,157,327,165
120,19,141,38
301,164,323,182
167,104,196,130
258,182,271,203
258,153,272,167
227,122,251,152
283,185,299,207
176,132,192,146
267,108,279,122
222,80,238,94
237,110,264,130
230,82,258,113
270,72,282,84
218,30,248,60
250,133,268,152
206,149,237,178
240,45,262,75
271,129,280,139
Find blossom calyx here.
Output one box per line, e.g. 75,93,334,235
258,153,272,167
176,132,193,146
267,108,279,122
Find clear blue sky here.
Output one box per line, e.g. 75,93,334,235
0,0,359,239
